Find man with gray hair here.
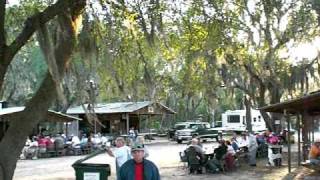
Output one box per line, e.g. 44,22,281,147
119,143,160,180
189,138,204,154
106,137,131,180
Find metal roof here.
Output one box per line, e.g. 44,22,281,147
67,101,176,114
259,91,320,115
0,106,81,121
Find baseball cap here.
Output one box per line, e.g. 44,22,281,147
131,144,144,152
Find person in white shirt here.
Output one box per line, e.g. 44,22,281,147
71,135,81,148
239,133,249,148
106,137,131,180
22,136,39,159
225,140,235,155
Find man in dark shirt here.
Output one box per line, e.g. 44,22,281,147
214,140,227,160
119,144,160,180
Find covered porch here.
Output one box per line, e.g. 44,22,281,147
67,101,175,136
0,107,82,139
260,90,320,173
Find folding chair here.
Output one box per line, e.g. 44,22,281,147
179,151,188,169
186,146,203,174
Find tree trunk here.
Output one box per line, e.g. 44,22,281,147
0,74,56,180
0,1,86,179
244,96,252,132
260,110,275,132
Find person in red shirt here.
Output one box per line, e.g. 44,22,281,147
119,144,160,180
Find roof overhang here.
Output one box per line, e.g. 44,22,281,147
0,107,81,122
259,91,320,115
67,101,176,115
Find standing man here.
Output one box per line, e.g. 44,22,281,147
119,144,160,180
128,126,138,145
247,132,258,166
106,137,131,180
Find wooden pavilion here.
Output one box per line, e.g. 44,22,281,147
67,101,176,135
0,106,82,140
260,91,320,172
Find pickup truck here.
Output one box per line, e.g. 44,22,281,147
167,122,191,140
174,122,221,143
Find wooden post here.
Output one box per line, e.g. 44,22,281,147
138,114,141,132
285,109,291,173
126,113,129,134
312,116,315,143
297,113,301,166
302,112,308,161
65,122,68,137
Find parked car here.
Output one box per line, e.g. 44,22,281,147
167,122,190,140
174,122,221,144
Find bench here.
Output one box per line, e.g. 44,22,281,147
301,161,320,171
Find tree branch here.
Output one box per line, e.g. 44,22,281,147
243,63,264,85
6,0,72,64
0,0,5,49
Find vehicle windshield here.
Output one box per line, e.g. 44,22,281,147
189,124,200,129
175,124,186,130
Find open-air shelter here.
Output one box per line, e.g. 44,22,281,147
67,101,176,135
260,91,320,173
0,106,82,139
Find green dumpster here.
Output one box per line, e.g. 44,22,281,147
72,149,111,180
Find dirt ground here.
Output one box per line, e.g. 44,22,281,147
13,137,320,180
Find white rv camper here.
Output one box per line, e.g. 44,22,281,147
221,109,266,132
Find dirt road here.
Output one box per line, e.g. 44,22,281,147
12,138,319,180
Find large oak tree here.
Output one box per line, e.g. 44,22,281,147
0,0,86,179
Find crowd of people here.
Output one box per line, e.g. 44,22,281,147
182,129,285,174
20,132,112,160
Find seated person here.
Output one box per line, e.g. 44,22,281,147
309,139,320,165
206,140,227,173
22,136,39,159
225,140,236,171
187,138,204,155
53,134,65,147
225,140,235,156
71,135,81,148
231,137,239,151
92,134,102,149
256,133,266,145
37,135,48,153
80,134,88,148
266,133,280,145
185,138,204,174
214,140,227,161
239,132,249,149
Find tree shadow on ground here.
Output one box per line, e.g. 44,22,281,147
281,167,320,180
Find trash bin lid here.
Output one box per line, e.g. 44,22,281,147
72,163,110,168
